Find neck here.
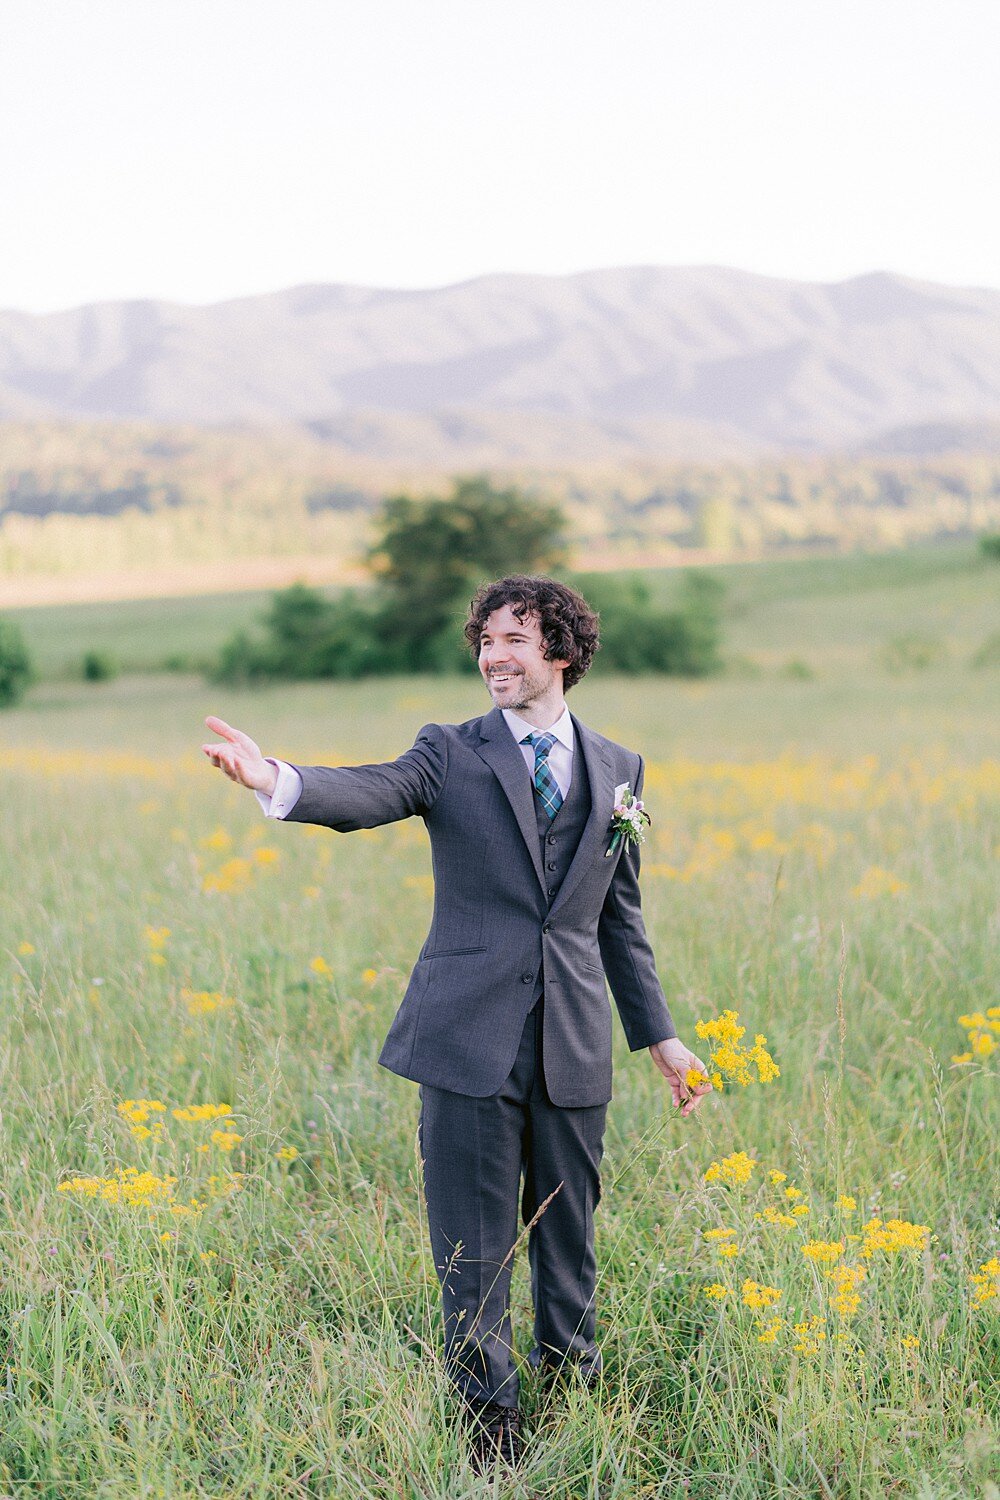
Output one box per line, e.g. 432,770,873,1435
510,695,566,732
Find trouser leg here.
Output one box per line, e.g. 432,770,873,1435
523,1003,607,1378
418,1013,535,1408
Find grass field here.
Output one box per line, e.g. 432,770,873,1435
1,544,998,1496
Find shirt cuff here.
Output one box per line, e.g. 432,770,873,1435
255,759,303,819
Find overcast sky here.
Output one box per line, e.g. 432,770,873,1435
1,0,998,312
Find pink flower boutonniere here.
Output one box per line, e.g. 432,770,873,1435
605,786,651,857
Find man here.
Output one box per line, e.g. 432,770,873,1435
203,574,709,1470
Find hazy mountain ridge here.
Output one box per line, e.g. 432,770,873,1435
1,267,999,455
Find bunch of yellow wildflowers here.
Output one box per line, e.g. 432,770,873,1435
969,1257,999,1309
741,1279,782,1310
145,926,170,966
826,1263,867,1318
182,988,237,1016
951,1007,999,1064
801,1239,845,1264
704,1151,757,1187
688,1009,780,1092
859,1217,930,1258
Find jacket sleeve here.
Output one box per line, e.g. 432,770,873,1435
598,754,677,1050
284,723,447,831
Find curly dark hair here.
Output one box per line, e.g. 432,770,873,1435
463,575,600,691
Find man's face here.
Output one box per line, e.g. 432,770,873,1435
478,604,569,711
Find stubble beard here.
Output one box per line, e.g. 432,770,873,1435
487,665,552,712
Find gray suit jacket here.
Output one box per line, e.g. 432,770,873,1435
287,706,676,1107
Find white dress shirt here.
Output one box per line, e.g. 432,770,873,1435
501,705,574,798
256,702,574,819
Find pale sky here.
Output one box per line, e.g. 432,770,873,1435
1,0,998,313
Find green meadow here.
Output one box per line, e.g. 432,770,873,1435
1,542,998,1497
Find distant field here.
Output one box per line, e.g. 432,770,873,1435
7,537,999,684
0,540,997,1496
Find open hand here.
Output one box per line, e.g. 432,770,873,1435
649,1037,713,1117
202,716,277,795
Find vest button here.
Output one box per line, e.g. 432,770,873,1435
520,972,533,984
547,887,556,897
547,835,556,845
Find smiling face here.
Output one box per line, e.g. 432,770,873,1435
478,604,570,721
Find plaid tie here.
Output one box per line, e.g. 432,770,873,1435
524,731,563,820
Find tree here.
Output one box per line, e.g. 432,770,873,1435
369,477,566,667
0,617,33,707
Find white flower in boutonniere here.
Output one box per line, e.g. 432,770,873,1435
605,787,651,857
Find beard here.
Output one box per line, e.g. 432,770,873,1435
486,663,555,709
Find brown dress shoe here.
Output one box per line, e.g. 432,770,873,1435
465,1400,523,1471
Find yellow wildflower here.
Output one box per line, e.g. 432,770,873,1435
361,968,378,985
801,1239,845,1264
309,956,332,977
274,1146,299,1162
837,1195,857,1212
758,1206,798,1228
860,1218,930,1258
200,828,233,852
769,1170,787,1186
252,847,280,865
900,1335,920,1350
694,1009,779,1089
702,1283,730,1300
210,1130,243,1152
704,1151,756,1187
703,1227,737,1241
970,1257,1000,1308
182,988,237,1016
171,1103,234,1123
741,1280,782,1310
756,1316,783,1344
17,941,35,956
717,1243,741,1258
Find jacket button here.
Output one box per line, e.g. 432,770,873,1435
520,972,533,983
547,861,556,870
542,923,552,934
547,835,556,845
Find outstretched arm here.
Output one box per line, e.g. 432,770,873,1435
202,716,447,830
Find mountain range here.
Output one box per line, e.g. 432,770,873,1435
2,266,999,460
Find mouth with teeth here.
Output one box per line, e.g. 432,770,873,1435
488,671,521,687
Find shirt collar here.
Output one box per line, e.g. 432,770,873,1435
502,705,574,753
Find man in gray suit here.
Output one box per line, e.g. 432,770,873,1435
203,574,709,1468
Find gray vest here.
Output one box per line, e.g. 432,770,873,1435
533,729,592,908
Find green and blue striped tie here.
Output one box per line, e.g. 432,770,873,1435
525,731,563,820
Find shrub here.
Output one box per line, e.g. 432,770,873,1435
978,533,1000,560
0,617,33,707
970,632,1000,670
877,634,948,673
581,571,725,677
82,650,118,682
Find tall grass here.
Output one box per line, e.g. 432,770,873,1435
1,649,998,1494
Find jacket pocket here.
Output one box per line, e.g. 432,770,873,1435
423,945,488,959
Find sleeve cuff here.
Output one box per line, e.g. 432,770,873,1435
255,759,303,819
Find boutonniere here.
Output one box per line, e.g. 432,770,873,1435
605,785,651,857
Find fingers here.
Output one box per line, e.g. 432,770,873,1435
205,715,250,747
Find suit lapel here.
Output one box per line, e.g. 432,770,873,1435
549,716,614,917
474,707,546,892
